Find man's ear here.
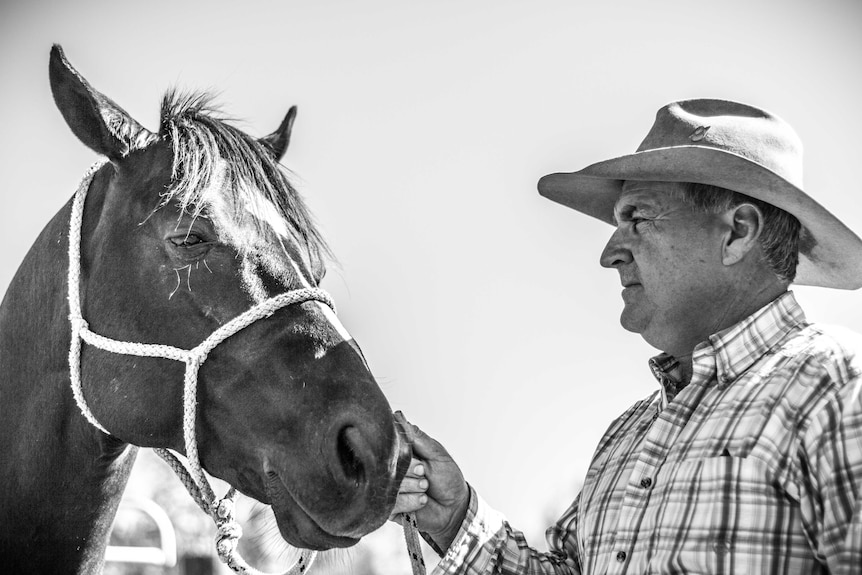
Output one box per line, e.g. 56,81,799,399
722,203,764,266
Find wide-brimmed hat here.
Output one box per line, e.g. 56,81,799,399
538,98,862,289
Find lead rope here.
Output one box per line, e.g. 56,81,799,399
401,512,427,575
67,160,425,575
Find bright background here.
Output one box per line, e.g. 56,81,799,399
2,1,861,573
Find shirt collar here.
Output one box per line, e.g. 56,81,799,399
648,291,808,396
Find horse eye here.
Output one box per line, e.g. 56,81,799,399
169,234,205,247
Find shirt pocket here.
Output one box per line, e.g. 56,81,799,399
645,455,802,574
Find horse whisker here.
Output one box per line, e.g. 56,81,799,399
169,268,182,300
169,265,192,299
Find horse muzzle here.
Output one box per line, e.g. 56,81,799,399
262,415,413,550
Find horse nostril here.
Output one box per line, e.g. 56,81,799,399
336,426,367,487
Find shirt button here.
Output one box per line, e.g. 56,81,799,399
640,477,652,489
719,374,732,384
616,551,627,562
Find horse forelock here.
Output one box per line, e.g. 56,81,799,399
155,90,331,297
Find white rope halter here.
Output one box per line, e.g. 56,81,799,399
67,159,425,575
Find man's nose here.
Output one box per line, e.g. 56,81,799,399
599,227,632,269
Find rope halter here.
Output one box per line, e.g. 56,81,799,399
67,159,426,575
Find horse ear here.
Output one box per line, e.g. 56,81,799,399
49,44,155,161
260,106,297,161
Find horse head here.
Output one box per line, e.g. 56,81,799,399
49,45,409,551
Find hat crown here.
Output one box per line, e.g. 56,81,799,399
637,99,804,188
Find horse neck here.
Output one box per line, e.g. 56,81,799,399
0,173,137,572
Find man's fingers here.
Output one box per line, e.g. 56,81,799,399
389,492,429,519
404,459,425,479
399,476,429,494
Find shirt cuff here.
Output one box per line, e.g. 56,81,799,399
432,485,508,574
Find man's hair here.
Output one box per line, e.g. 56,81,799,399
679,182,804,283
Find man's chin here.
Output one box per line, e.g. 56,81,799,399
620,314,669,353
619,308,646,335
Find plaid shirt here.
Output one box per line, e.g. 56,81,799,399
433,292,862,574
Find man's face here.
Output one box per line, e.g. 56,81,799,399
600,181,729,354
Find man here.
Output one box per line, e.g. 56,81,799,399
392,99,862,573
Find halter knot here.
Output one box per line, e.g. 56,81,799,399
187,349,208,368
215,520,243,562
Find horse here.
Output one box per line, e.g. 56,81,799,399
0,45,411,574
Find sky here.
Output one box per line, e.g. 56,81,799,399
2,0,862,567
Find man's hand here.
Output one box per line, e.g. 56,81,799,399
391,412,470,552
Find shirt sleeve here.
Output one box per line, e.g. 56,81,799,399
800,367,862,573
431,485,581,575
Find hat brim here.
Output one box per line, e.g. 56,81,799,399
538,146,862,289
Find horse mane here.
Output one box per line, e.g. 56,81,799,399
156,90,331,284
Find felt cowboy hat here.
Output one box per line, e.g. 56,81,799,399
538,98,862,289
